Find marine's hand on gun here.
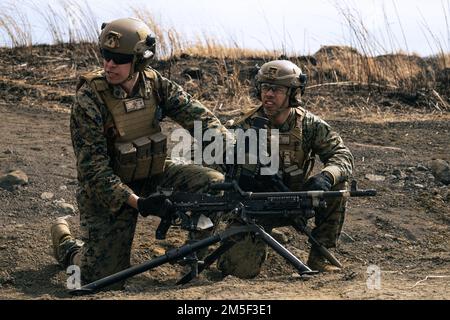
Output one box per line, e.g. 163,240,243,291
137,193,169,217
303,172,333,191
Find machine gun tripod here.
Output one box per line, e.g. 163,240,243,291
71,180,376,295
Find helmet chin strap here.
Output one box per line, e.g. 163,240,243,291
114,72,138,88
125,73,135,82
117,58,139,87
114,71,139,95
278,89,292,112
126,57,138,81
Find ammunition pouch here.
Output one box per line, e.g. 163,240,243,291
113,132,167,183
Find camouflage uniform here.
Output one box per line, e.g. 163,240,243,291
55,68,227,287
217,106,354,278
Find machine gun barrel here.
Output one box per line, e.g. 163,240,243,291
209,181,377,199
247,189,377,199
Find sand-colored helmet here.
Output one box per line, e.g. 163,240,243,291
99,17,156,75
255,60,307,106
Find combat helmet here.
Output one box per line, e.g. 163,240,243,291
99,17,156,77
255,60,307,106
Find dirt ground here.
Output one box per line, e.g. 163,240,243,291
0,44,449,300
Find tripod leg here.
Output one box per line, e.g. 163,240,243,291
176,240,235,285
176,225,256,285
250,224,317,276
70,234,222,295
294,224,343,268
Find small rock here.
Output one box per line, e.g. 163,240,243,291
392,169,405,178
152,246,166,256
374,244,383,249
56,202,75,215
40,192,54,200
405,167,415,173
342,271,359,281
0,170,28,190
415,171,426,178
443,188,450,201
179,53,192,59
414,184,425,189
365,174,385,182
59,185,68,191
3,149,13,154
416,164,428,171
393,181,405,188
429,159,450,185
0,271,15,285
182,67,203,79
271,229,289,244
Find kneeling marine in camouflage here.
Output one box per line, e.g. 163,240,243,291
51,17,230,289
217,60,354,278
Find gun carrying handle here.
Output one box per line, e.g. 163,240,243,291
209,181,249,197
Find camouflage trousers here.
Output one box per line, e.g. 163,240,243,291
217,181,347,279
56,158,224,288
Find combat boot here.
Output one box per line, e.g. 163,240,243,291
307,247,342,273
50,216,76,266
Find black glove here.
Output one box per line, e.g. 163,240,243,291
304,172,333,191
137,193,167,217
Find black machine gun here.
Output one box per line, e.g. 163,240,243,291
71,180,376,295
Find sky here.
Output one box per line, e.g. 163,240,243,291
1,0,449,56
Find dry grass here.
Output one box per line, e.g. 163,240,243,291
0,0,99,49
328,2,450,93
0,3,32,47
133,8,279,60
0,0,448,108
309,46,433,92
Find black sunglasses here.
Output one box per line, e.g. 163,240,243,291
101,49,134,65
260,83,288,95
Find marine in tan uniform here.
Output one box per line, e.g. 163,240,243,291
50,18,230,289
217,60,354,277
